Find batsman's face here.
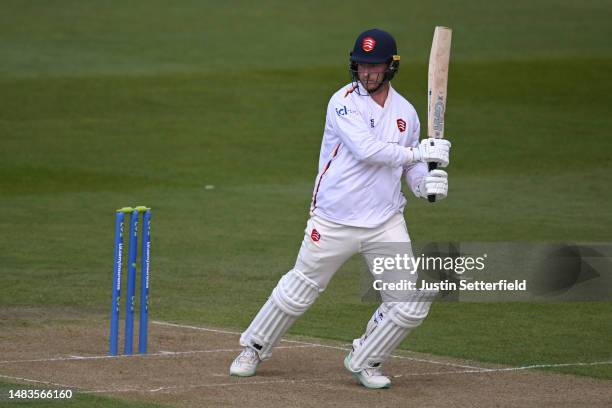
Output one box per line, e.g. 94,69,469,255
357,63,387,91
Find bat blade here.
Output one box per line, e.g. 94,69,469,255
428,26,452,139
427,26,452,202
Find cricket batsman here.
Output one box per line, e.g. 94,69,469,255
230,28,451,389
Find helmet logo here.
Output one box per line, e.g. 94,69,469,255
362,37,376,52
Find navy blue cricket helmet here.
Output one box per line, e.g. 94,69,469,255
349,28,401,90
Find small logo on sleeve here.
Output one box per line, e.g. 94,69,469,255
311,229,321,242
396,118,406,132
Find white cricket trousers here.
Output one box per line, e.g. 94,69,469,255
239,212,426,361
296,212,412,291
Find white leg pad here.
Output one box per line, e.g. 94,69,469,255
240,269,320,360
354,303,392,349
348,290,436,371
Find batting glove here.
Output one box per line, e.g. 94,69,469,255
417,169,448,201
411,138,451,167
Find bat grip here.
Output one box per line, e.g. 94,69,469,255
427,161,437,202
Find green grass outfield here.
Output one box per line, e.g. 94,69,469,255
1,1,611,404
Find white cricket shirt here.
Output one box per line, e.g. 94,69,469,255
310,82,428,228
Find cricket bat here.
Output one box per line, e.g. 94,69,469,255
427,26,452,202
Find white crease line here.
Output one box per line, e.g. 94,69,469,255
0,345,314,365
0,373,73,389
475,361,612,372
153,321,239,336
395,360,612,377
152,320,485,370
82,378,329,394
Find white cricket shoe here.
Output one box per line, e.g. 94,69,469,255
344,351,391,389
230,346,261,377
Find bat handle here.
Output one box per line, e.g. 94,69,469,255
427,161,437,202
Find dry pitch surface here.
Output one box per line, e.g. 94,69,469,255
1,307,610,407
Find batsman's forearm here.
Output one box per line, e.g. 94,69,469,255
404,161,428,196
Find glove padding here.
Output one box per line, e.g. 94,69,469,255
412,138,451,167
417,169,448,201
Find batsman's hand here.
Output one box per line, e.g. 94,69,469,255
417,169,448,201
413,138,451,167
